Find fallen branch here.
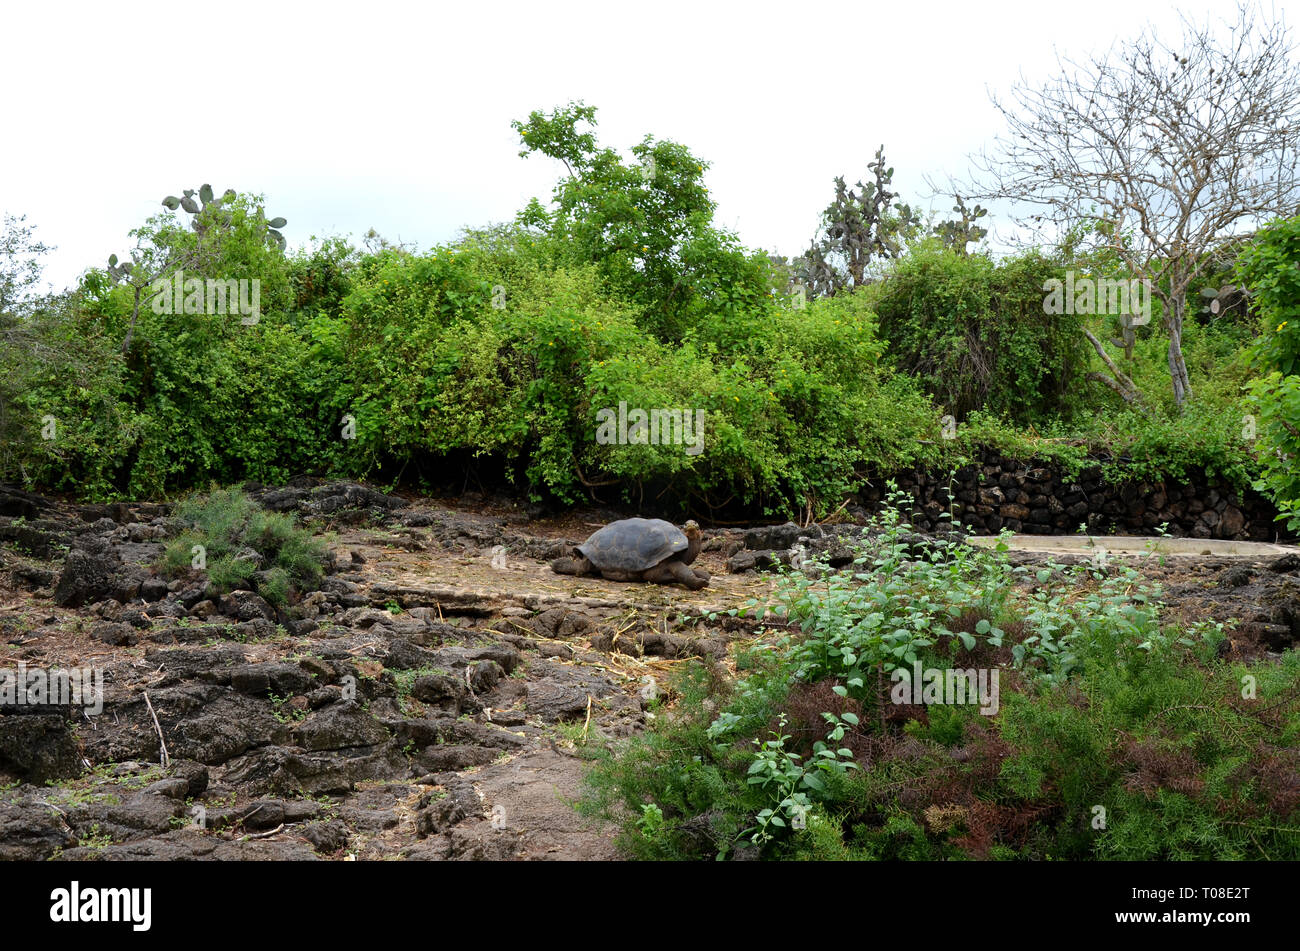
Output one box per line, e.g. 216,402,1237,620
244,823,285,840
142,691,170,769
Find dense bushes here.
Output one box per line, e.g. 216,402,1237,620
0,107,947,514
0,197,348,499
2,208,937,513
1236,215,1300,531
865,243,1088,425
327,233,936,511
906,271,1262,494
0,295,142,499
0,197,1269,515
0,104,1280,518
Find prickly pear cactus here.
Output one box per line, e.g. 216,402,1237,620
161,185,287,250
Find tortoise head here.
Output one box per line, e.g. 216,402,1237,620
682,520,702,563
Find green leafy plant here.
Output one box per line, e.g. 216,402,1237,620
580,494,1300,860
1236,215,1300,530
159,487,328,604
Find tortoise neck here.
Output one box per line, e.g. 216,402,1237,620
684,530,701,564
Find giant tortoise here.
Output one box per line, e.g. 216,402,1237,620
550,518,710,589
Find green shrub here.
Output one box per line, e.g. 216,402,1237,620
512,102,774,344
159,487,328,605
0,272,143,499
1236,215,1300,530
865,243,1088,425
327,230,935,514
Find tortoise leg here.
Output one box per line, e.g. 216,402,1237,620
653,559,708,590
551,553,595,576
638,563,673,585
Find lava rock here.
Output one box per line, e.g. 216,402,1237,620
1219,564,1254,588
410,674,471,711
140,577,170,602
54,535,122,608
0,712,82,783
742,522,812,551
221,590,275,623
1268,553,1300,574
0,802,75,860
291,704,391,752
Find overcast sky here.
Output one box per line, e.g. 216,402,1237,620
2,0,1289,292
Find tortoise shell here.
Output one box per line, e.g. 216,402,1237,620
577,518,688,573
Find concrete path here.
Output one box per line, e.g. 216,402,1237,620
966,533,1300,560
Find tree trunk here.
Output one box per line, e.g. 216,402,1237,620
1166,292,1193,406
121,285,143,356
848,252,864,290
1082,327,1142,403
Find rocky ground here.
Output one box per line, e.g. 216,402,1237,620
0,481,778,861
0,480,1296,861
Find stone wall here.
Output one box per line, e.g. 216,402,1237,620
855,449,1291,542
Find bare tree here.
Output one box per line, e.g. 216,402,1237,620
963,1,1300,406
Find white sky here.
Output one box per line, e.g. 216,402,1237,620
2,0,1289,292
